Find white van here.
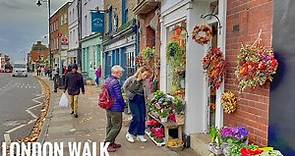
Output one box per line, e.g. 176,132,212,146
12,64,28,77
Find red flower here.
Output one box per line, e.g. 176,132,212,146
241,148,263,156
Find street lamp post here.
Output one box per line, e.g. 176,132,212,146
36,0,52,77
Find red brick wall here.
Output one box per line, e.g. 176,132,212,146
31,50,49,62
139,9,160,54
225,0,273,146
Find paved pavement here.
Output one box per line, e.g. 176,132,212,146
43,78,199,156
0,73,42,144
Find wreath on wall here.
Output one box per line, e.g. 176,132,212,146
221,91,238,114
202,48,225,90
235,32,278,92
192,24,213,45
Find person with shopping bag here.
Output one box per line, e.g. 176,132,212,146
64,64,85,118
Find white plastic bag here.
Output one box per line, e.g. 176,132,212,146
59,93,69,107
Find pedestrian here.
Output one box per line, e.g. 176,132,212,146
44,67,48,77
52,64,59,92
103,65,126,152
123,66,151,143
95,65,102,87
64,64,85,118
41,66,45,76
37,66,41,76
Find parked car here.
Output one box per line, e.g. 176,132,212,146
12,64,27,77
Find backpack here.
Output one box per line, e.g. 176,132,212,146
98,84,114,110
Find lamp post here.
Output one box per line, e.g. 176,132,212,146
36,0,52,76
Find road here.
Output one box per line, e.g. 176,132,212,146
0,73,42,144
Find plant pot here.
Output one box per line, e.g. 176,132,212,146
223,145,231,156
176,115,184,124
160,117,168,123
208,144,222,155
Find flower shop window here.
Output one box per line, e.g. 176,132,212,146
166,21,187,98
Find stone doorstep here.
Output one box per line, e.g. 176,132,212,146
190,133,211,156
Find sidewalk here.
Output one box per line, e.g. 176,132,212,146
43,81,199,156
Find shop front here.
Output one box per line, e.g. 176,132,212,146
159,0,226,153
103,26,137,81
81,33,102,81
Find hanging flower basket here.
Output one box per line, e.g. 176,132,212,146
221,91,238,114
202,48,225,90
192,24,213,45
235,38,278,92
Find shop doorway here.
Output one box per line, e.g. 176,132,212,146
206,23,218,129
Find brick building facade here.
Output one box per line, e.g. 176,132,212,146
50,2,71,71
224,0,273,146
134,0,161,53
28,41,49,72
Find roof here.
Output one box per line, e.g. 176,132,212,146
50,1,73,19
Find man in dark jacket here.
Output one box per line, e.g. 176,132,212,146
104,65,126,152
64,64,85,118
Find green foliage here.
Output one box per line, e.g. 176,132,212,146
159,109,169,118
174,97,185,114
166,41,186,93
143,47,155,60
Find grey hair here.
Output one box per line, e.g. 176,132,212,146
111,65,124,73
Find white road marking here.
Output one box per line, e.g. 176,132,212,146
26,110,38,119
6,124,26,133
27,103,42,110
5,119,37,134
4,134,11,146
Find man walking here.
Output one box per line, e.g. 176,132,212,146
64,64,85,118
104,65,126,152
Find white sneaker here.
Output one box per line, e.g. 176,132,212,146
137,135,147,142
126,133,135,143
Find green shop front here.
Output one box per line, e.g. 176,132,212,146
81,33,102,81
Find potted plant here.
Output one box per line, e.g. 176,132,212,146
143,47,155,61
159,109,169,123
208,127,223,155
173,98,185,124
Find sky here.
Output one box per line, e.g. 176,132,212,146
0,0,70,63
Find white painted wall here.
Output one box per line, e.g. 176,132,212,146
160,0,226,135
68,0,79,50
81,0,104,38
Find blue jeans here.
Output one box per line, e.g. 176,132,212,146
95,77,100,85
128,95,146,136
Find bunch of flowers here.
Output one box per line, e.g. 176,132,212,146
202,48,225,90
221,91,238,114
235,41,278,92
146,119,160,127
241,148,263,156
151,127,165,139
192,24,213,45
220,127,249,142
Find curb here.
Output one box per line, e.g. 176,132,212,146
35,77,53,144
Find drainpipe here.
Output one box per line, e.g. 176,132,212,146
135,19,140,57
77,0,83,71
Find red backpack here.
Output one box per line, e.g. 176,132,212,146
98,85,114,110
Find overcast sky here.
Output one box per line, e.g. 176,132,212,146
0,0,70,63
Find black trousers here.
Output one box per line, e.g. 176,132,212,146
53,74,59,92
